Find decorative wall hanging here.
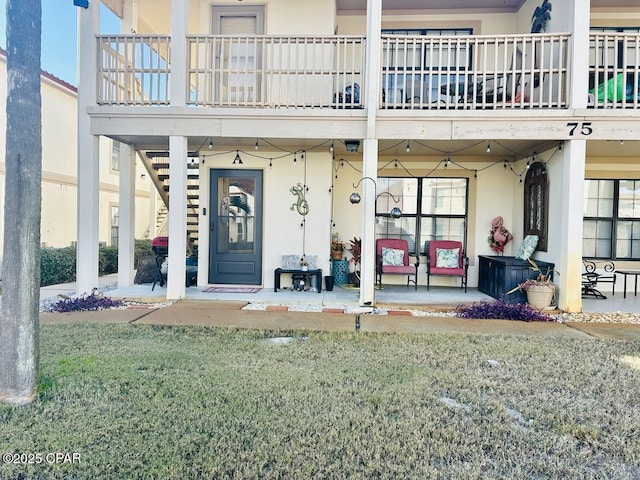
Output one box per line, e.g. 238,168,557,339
290,182,309,216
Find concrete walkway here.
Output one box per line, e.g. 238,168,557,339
39,299,640,341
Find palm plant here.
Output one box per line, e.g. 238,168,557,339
531,0,552,33
347,237,361,270
347,237,362,286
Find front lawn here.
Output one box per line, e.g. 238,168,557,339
1,323,639,479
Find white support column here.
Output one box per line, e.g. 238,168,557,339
170,0,188,107
558,140,586,313
167,136,188,299
76,2,100,296
359,0,382,306
122,0,139,33
117,144,135,287
569,0,590,108
359,140,378,306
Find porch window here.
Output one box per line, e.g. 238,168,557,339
583,179,640,260
374,177,468,256
111,205,119,247
111,140,120,172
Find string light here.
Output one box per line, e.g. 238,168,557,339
405,141,411,153
329,141,334,153
254,138,259,150
486,141,491,153
293,153,297,164
269,158,272,168
208,138,213,149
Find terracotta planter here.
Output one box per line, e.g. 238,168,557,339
526,283,556,309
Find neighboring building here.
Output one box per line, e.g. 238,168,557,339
0,49,155,270
75,0,640,312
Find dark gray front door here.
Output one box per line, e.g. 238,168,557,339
209,169,263,284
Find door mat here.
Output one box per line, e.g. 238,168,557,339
203,287,262,293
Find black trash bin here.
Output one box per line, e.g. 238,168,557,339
325,275,334,292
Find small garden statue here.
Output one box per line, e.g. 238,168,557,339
488,216,513,253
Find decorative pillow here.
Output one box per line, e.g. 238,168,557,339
381,247,405,266
435,248,460,268
515,235,539,261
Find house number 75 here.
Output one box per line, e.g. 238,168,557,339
567,122,593,136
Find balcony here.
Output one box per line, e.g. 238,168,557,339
589,32,640,109
96,33,574,110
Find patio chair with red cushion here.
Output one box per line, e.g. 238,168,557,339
376,238,419,290
426,240,468,292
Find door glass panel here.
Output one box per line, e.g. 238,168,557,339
217,177,256,254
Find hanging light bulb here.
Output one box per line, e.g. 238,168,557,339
486,141,491,153
405,141,411,153
233,150,243,165
269,158,273,168
526,158,531,169
254,138,259,150
394,159,399,168
329,141,334,153
208,138,213,149
503,159,508,169
293,153,297,164
474,170,477,178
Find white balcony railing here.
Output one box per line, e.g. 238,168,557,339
96,33,579,110
380,33,570,110
589,32,640,109
98,35,171,106
187,35,365,108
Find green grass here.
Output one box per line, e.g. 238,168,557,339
1,323,640,479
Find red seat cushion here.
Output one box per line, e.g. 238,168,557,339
430,267,465,276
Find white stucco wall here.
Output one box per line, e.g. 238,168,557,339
198,149,334,287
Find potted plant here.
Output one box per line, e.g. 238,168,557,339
507,258,558,309
331,239,345,260
347,237,362,287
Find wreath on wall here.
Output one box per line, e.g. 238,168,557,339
488,216,513,253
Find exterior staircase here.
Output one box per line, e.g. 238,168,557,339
138,150,200,255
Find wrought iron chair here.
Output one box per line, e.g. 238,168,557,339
582,259,616,299
375,238,418,290
425,240,469,292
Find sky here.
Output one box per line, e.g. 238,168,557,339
0,0,120,86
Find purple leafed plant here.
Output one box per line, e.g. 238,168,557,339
48,293,125,313
456,299,554,322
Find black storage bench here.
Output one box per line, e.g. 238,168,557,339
477,255,555,304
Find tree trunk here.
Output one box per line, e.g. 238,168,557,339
0,0,42,405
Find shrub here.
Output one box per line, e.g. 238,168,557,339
99,246,118,275
135,239,153,268
47,293,124,313
40,239,155,287
40,246,76,286
456,299,554,322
